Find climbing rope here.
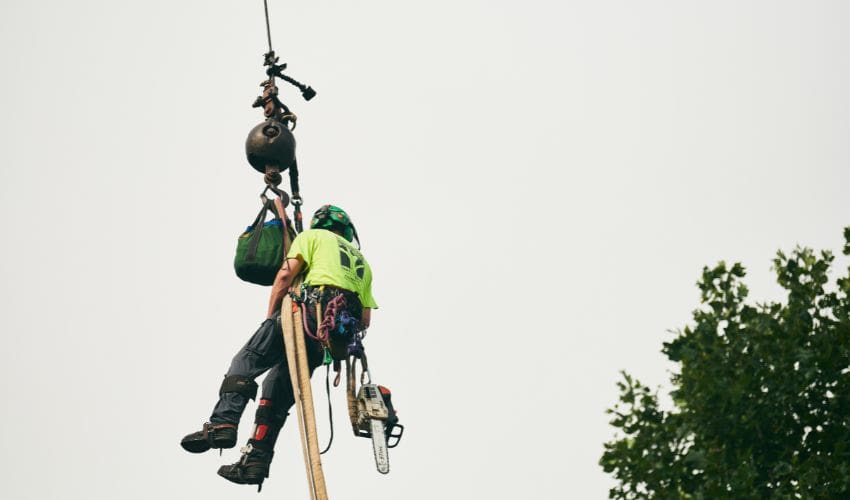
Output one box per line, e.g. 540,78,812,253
296,288,348,346
317,293,347,342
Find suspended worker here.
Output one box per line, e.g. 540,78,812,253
181,204,378,489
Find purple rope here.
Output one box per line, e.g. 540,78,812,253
299,292,347,345
318,294,347,342
300,303,317,340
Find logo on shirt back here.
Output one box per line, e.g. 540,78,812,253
338,241,365,279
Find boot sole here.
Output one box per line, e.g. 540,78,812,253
181,439,212,453
181,435,237,453
217,466,267,485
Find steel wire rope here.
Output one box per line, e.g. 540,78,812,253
263,0,273,52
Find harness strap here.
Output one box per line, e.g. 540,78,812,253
299,285,349,353
289,159,303,233
315,285,324,343
333,360,342,387
319,365,334,455
345,357,359,433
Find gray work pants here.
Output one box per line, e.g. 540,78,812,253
209,312,324,425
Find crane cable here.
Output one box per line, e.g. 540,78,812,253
259,0,305,232
263,0,273,54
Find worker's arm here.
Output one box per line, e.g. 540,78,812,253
266,257,304,318
361,307,371,328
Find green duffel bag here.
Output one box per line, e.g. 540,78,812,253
234,200,294,286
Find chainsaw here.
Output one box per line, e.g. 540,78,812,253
354,384,404,474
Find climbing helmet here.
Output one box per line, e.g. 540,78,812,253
310,205,355,242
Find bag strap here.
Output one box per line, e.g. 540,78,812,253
273,195,292,268
268,198,282,220
246,200,275,262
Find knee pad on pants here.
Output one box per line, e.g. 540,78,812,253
219,375,259,400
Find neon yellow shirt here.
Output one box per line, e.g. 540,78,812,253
287,229,378,309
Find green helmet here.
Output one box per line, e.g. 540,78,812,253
310,204,357,243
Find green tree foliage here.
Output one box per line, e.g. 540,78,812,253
601,229,850,499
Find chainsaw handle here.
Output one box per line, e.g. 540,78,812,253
386,423,404,448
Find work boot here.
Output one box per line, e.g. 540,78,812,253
180,422,238,453
217,444,273,491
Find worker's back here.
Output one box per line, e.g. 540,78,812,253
287,228,378,309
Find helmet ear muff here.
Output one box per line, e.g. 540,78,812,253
310,204,331,228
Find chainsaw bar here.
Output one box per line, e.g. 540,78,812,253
370,418,390,474
356,384,393,474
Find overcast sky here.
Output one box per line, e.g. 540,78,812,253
1,1,848,498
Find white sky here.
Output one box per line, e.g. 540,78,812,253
1,1,848,498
